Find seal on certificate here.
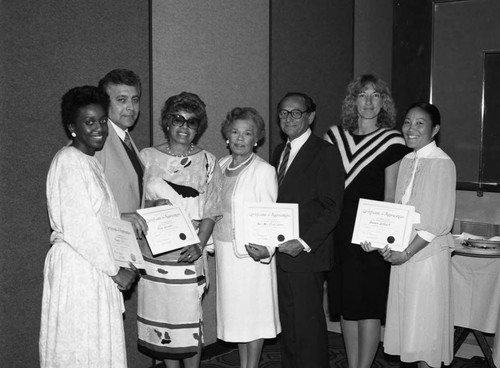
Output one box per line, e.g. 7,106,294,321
277,234,285,242
387,236,395,244
179,233,187,240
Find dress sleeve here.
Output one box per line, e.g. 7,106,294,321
254,163,279,260
382,143,412,168
47,151,119,276
255,163,278,203
414,158,456,240
202,152,223,220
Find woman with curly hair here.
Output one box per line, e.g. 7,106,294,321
136,92,222,368
324,74,410,368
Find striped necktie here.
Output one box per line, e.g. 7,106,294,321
123,132,133,151
277,143,291,186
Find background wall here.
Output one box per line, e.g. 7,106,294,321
392,0,500,230
432,0,500,184
353,0,393,83
0,1,151,366
151,0,270,346
270,0,354,150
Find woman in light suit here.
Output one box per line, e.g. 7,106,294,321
213,107,281,368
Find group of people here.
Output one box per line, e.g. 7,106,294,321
39,69,456,368
325,75,455,368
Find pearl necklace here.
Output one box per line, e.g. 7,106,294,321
226,153,254,171
165,142,194,157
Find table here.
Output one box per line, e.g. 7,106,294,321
452,250,500,367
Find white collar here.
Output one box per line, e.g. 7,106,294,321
288,128,311,151
108,119,127,141
412,140,437,159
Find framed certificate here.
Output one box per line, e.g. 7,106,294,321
137,205,200,256
351,199,420,252
101,216,145,269
242,202,299,252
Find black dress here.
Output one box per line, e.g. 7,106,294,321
325,126,411,321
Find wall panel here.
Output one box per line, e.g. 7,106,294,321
151,0,270,345
270,0,353,151
0,1,150,366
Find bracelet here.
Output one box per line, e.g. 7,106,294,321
405,248,412,259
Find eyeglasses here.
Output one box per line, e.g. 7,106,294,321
278,109,308,119
168,114,200,130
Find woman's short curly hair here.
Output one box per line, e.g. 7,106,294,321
159,92,208,139
61,85,109,135
341,74,396,131
221,107,266,143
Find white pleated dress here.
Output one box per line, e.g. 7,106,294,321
40,147,126,368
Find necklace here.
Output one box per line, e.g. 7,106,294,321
165,141,194,157
226,153,254,171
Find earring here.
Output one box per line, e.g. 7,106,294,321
226,140,229,145
254,143,258,147
71,132,76,138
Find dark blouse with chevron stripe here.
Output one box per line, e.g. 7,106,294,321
325,125,411,321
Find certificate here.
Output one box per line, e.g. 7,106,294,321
137,205,200,255
101,216,145,269
243,202,299,248
351,199,420,252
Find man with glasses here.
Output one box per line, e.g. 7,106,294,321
273,92,344,368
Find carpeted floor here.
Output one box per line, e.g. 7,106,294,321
199,332,489,367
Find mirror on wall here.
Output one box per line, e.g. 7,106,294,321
480,51,500,186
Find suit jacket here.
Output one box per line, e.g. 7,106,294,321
272,133,344,272
95,124,143,213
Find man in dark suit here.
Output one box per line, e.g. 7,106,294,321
273,92,344,368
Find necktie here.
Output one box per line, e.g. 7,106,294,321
123,132,133,151
277,143,291,186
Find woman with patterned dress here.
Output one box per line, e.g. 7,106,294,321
40,86,138,368
324,74,410,368
137,92,222,368
213,107,281,368
379,102,455,368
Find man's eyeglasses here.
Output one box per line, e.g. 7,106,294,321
278,109,308,119
168,114,201,130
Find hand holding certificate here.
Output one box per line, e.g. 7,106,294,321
351,199,420,252
101,216,145,269
137,205,200,256
243,202,299,249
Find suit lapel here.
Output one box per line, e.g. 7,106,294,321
279,135,317,190
108,127,140,185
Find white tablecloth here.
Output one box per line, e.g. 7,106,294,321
452,254,500,366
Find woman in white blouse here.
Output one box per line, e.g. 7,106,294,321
377,102,456,368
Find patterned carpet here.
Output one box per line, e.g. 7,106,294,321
199,332,489,368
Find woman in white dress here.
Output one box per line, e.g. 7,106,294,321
213,107,281,368
40,86,138,367
377,102,456,368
